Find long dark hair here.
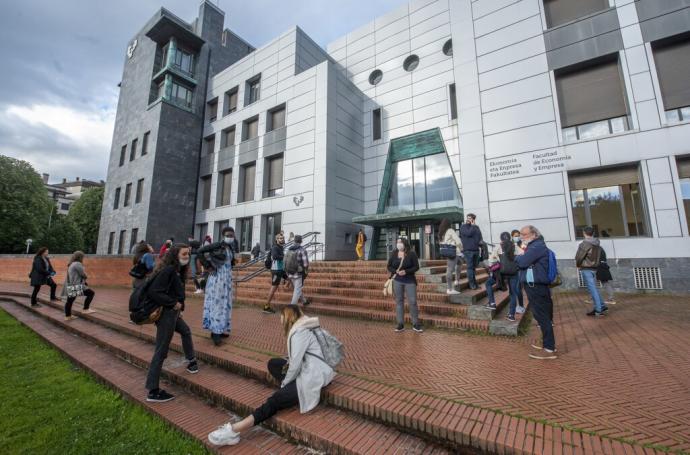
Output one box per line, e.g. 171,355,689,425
34,247,48,258
133,242,150,265
397,237,411,254
499,232,515,260
153,243,190,279
438,218,451,240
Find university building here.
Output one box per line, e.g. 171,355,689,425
98,0,690,292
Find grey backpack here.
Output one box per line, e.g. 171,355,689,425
308,327,344,369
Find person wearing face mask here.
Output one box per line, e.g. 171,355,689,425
198,227,236,345
145,244,198,403
510,230,526,313
387,237,422,333
263,233,287,314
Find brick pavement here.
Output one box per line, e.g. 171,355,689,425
1,281,689,453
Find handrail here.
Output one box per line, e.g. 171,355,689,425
234,231,320,270
233,240,323,283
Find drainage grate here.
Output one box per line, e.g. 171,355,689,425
577,269,602,288
633,267,663,290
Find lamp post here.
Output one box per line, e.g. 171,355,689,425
25,238,32,255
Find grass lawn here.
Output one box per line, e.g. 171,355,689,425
0,308,211,455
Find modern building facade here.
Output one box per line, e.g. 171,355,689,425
99,0,690,292
42,174,104,215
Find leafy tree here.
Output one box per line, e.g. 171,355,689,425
38,215,84,254
68,187,104,253
0,155,53,253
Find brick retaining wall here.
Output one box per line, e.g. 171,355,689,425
0,255,133,287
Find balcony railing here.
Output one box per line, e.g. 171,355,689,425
199,153,214,176
218,145,235,171
263,126,286,156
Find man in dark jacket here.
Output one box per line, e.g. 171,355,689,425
251,242,261,260
515,225,556,360
187,236,202,293
459,213,483,289
576,226,607,317
263,233,286,314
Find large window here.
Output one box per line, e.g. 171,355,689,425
170,46,194,76
556,55,630,142
135,178,144,204
267,105,285,132
204,134,216,156
141,131,150,155
385,153,462,213
113,187,121,210
238,217,253,252
130,228,138,249
224,87,238,115
449,84,458,120
124,183,132,207
207,98,218,122
171,81,193,109
200,176,212,210
238,163,256,203
246,75,261,105
242,117,259,141
130,138,138,161
677,158,690,230
652,34,690,123
217,170,232,207
107,232,115,254
543,0,609,28
119,145,126,166
262,213,281,250
222,126,236,147
118,230,126,255
569,166,648,238
264,155,284,197
372,108,382,141
196,223,208,241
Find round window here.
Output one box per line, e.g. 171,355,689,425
442,39,453,56
403,55,420,72
369,69,383,86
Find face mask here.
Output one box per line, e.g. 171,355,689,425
223,236,233,243
512,237,519,244
179,258,189,266
396,243,404,251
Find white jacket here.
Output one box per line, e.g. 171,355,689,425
284,316,336,413
442,229,463,255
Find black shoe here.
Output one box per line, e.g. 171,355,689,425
146,389,175,402
394,324,404,332
601,306,609,313
186,360,199,374
412,324,424,333
211,333,223,346
220,333,230,338
302,299,311,306
586,310,604,317
262,306,276,314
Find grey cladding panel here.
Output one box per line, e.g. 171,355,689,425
238,149,258,166
636,0,690,22
546,31,624,70
638,5,690,43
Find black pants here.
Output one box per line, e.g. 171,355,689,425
65,288,95,316
251,358,299,425
31,279,57,305
145,308,196,391
525,284,556,351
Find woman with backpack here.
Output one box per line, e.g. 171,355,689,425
131,243,155,289
145,243,198,403
197,226,235,346
208,305,335,447
29,247,59,307
387,237,422,333
439,218,462,295
493,232,521,321
62,251,96,320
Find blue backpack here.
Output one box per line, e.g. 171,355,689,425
547,248,562,287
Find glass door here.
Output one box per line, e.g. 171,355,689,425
263,213,282,250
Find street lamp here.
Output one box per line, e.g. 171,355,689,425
25,238,32,255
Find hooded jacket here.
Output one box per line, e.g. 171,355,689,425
284,316,336,414
515,237,550,285
459,223,483,252
575,238,601,269
29,256,54,286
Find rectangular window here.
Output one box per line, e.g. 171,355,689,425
197,223,208,241
652,35,690,120
217,170,232,206
372,108,382,141
135,178,144,204
568,166,649,238
265,155,284,197
243,117,259,141
543,0,609,28
119,145,126,166
677,158,690,230
130,228,138,248
204,134,216,156
124,183,132,207
238,217,253,252
117,230,126,255
141,131,150,155
214,220,229,242
222,126,236,147
200,176,212,210
130,138,138,161
555,55,629,141
172,47,194,76
171,81,193,109
107,232,115,254
207,98,218,122
239,162,256,203
267,105,286,132
224,87,238,114
246,75,261,105
113,187,121,210
449,84,458,120
262,213,282,251
60,203,70,211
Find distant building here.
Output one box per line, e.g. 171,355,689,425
42,173,104,215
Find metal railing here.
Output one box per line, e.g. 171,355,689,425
233,237,323,284
234,232,320,270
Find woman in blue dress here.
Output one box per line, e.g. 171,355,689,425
198,226,236,346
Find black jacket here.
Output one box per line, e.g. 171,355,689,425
188,240,201,255
147,265,185,310
387,250,420,284
29,256,54,286
459,224,483,252
197,241,233,270
251,244,261,257
270,243,285,261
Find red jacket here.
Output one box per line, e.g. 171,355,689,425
159,244,169,257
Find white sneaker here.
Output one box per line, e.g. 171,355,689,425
446,289,460,295
194,289,203,294
604,299,617,305
208,423,240,446
454,280,461,286
516,306,526,314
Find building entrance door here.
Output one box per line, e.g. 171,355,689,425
395,222,438,260
263,213,282,251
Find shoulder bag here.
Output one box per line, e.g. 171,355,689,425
383,255,404,297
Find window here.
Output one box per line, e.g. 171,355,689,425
214,220,229,242
443,39,453,56
222,126,236,147
118,230,126,255
264,155,284,197
677,158,690,230
119,145,126,166
555,55,629,142
369,69,383,86
238,217,253,252
652,34,690,122
217,170,232,206
242,117,259,141
543,0,609,28
60,203,70,211
200,176,212,210
372,108,382,141
267,105,286,132
204,134,216,156
449,84,458,120
107,232,115,254
141,131,150,155
246,75,261,105
197,223,208,241
113,187,121,209
224,87,238,114
403,55,420,72
171,81,193,109
124,183,132,207
171,47,194,76
130,228,138,248
239,162,256,203
569,166,648,238
135,178,144,203
130,138,138,161
207,98,218,122
262,213,282,250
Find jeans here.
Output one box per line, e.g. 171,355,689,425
601,280,615,301
65,288,95,316
525,284,555,351
393,280,419,326
446,257,460,290
290,275,306,305
252,358,299,425
506,275,520,317
485,274,496,304
146,308,196,391
581,269,604,312
31,279,57,305
463,251,479,288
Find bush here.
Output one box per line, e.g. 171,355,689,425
37,215,84,254
68,187,104,254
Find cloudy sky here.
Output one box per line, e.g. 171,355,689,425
0,0,407,183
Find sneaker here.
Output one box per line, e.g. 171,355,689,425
412,324,424,333
454,280,461,286
208,422,240,446
584,299,593,304
51,297,62,302
586,310,605,317
394,324,405,332
601,306,609,314
186,360,199,374
506,315,516,322
82,309,96,314
531,343,543,350
262,306,276,314
64,315,77,321
302,298,311,306
605,299,617,305
529,349,557,360
194,289,203,294
515,305,526,314
446,289,460,295
485,302,497,310
146,389,175,403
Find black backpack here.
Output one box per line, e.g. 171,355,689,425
264,252,272,269
128,273,162,324
129,261,148,279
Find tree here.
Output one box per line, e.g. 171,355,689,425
68,187,104,253
38,215,84,254
0,155,53,253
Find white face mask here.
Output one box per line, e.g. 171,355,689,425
396,243,404,251
179,258,190,266
512,237,520,244
223,236,234,243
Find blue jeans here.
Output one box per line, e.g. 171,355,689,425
190,254,198,278
463,251,479,287
581,269,603,312
485,273,496,304
507,275,520,316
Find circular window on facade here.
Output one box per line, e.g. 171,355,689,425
403,55,420,72
369,69,383,85
443,39,453,56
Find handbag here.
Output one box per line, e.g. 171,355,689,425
383,254,405,297
439,243,457,259
66,284,86,298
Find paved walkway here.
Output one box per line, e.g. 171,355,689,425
2,282,689,453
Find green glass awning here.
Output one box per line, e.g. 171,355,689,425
353,206,464,227
389,128,447,162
